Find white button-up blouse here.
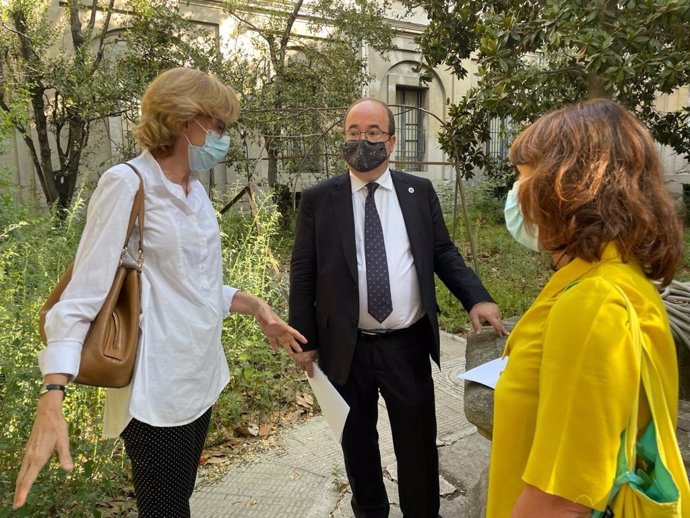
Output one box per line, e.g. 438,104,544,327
39,150,236,437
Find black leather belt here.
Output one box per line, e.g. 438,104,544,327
358,317,426,340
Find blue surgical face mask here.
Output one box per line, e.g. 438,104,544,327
187,121,230,172
504,180,540,251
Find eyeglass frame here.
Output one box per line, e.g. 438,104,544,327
343,129,393,143
194,116,228,137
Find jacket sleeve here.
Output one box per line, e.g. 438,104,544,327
429,182,494,312
288,189,319,351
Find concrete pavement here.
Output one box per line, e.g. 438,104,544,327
191,331,490,517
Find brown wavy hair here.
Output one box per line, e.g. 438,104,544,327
133,68,240,157
509,98,682,285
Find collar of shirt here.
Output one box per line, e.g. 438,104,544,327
349,168,393,195
141,149,202,201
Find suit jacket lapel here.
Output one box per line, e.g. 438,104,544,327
331,173,358,282
392,172,428,276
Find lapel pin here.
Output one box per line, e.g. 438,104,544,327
408,187,415,193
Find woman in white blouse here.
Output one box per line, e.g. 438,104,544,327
13,67,306,516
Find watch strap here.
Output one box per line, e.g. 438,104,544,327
39,383,66,397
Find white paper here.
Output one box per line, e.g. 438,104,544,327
306,363,350,443
457,356,509,390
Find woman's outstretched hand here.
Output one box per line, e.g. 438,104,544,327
14,388,73,510
254,301,307,355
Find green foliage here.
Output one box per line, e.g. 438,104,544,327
0,0,222,209
221,0,394,188
405,0,690,180
213,191,305,436
0,179,129,516
120,0,220,81
435,183,551,333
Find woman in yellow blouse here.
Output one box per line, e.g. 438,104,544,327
487,99,690,517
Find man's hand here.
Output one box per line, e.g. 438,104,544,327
469,302,508,336
14,391,73,509
291,350,318,378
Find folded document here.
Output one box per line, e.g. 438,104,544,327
306,363,350,443
457,356,508,390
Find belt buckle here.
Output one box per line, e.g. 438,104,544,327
360,329,387,337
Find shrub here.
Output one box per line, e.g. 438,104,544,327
0,183,124,516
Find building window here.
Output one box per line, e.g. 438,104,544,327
395,87,426,171
486,116,510,160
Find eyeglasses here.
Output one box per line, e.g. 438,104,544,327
196,119,227,137
344,129,391,142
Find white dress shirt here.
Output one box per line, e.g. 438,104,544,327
350,169,424,330
40,150,236,437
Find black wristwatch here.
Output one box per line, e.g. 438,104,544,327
39,383,66,397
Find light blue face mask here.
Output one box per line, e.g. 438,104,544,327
504,179,540,251
187,121,230,172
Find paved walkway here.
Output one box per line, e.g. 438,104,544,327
191,332,490,517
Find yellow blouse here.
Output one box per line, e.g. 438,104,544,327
486,243,688,517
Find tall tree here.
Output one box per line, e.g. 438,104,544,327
0,0,219,209
222,0,395,187
403,0,690,181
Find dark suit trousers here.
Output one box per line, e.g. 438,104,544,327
334,317,439,518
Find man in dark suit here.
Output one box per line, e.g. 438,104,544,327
288,98,506,518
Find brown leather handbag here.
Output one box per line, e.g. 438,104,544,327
39,163,145,388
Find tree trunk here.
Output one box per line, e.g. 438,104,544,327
267,143,279,187
31,88,59,204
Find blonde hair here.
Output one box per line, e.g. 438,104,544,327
133,68,240,157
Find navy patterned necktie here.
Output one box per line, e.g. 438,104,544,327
364,182,393,323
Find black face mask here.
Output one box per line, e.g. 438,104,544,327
342,140,389,173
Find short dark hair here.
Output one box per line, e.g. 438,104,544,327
343,98,395,135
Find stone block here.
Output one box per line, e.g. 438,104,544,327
463,319,516,439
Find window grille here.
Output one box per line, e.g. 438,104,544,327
395,87,426,171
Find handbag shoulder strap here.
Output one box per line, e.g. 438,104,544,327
585,280,642,517
593,281,661,516
122,162,144,268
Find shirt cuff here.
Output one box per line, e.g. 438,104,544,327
38,341,83,378
223,285,239,318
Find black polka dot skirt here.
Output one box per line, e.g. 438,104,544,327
121,407,212,517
